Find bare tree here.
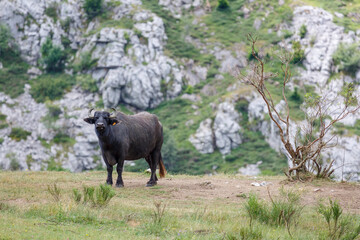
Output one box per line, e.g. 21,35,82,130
238,34,360,181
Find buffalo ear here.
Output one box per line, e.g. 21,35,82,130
84,117,96,124
109,118,119,126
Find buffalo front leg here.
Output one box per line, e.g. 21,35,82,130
116,160,125,188
106,164,113,185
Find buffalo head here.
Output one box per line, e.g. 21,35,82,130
84,108,119,133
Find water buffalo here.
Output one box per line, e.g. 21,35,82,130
84,108,166,187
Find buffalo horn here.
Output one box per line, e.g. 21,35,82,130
110,108,117,118
88,108,94,117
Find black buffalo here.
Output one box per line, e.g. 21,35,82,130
84,109,166,187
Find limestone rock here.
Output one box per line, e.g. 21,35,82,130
189,118,214,154
189,102,242,155
214,102,242,155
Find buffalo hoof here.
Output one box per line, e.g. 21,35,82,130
106,181,113,185
115,183,124,188
146,181,157,187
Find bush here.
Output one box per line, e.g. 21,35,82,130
47,183,61,202
76,74,98,93
244,188,302,237
9,127,31,141
47,104,62,119
52,132,75,146
333,43,360,75
84,0,104,20
299,24,307,38
7,153,20,171
73,51,97,73
217,0,230,10
44,3,58,22
30,74,75,102
318,199,360,240
77,184,115,207
291,41,305,64
0,24,12,55
41,37,67,73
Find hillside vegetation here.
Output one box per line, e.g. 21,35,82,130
1,171,360,239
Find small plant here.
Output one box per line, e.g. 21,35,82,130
318,199,360,240
72,189,82,203
83,186,95,205
0,24,13,55
9,127,31,141
243,188,302,238
84,0,104,20
44,3,59,22
95,184,115,207
7,153,20,171
76,184,115,207
152,201,166,223
40,37,67,73
73,51,97,73
76,74,98,93
30,74,75,102
290,87,302,103
184,85,194,94
47,183,61,202
299,24,307,38
291,41,305,64
333,43,360,75
47,104,62,119
217,0,230,10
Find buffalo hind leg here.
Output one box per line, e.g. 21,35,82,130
146,150,160,187
145,156,158,182
115,160,125,188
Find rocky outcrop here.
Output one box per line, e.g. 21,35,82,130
0,85,101,172
189,102,242,155
285,6,359,87
0,0,84,65
82,6,183,109
188,118,214,154
159,0,204,18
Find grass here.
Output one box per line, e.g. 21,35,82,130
0,171,359,239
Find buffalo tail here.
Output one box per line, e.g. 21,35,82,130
159,153,167,178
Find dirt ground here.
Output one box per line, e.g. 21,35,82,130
121,174,360,214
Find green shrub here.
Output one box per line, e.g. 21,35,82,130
76,74,98,93
73,51,97,73
318,199,360,240
30,74,75,102
0,138,3,144
290,87,302,103
7,153,20,171
0,24,12,55
244,188,302,237
41,37,67,73
52,132,75,145
217,0,230,10
84,0,104,20
291,41,305,64
47,183,61,202
47,104,62,119
333,43,360,75
184,85,194,94
299,24,307,38
95,184,115,207
72,189,82,203
9,127,31,141
44,3,58,22
79,184,115,207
